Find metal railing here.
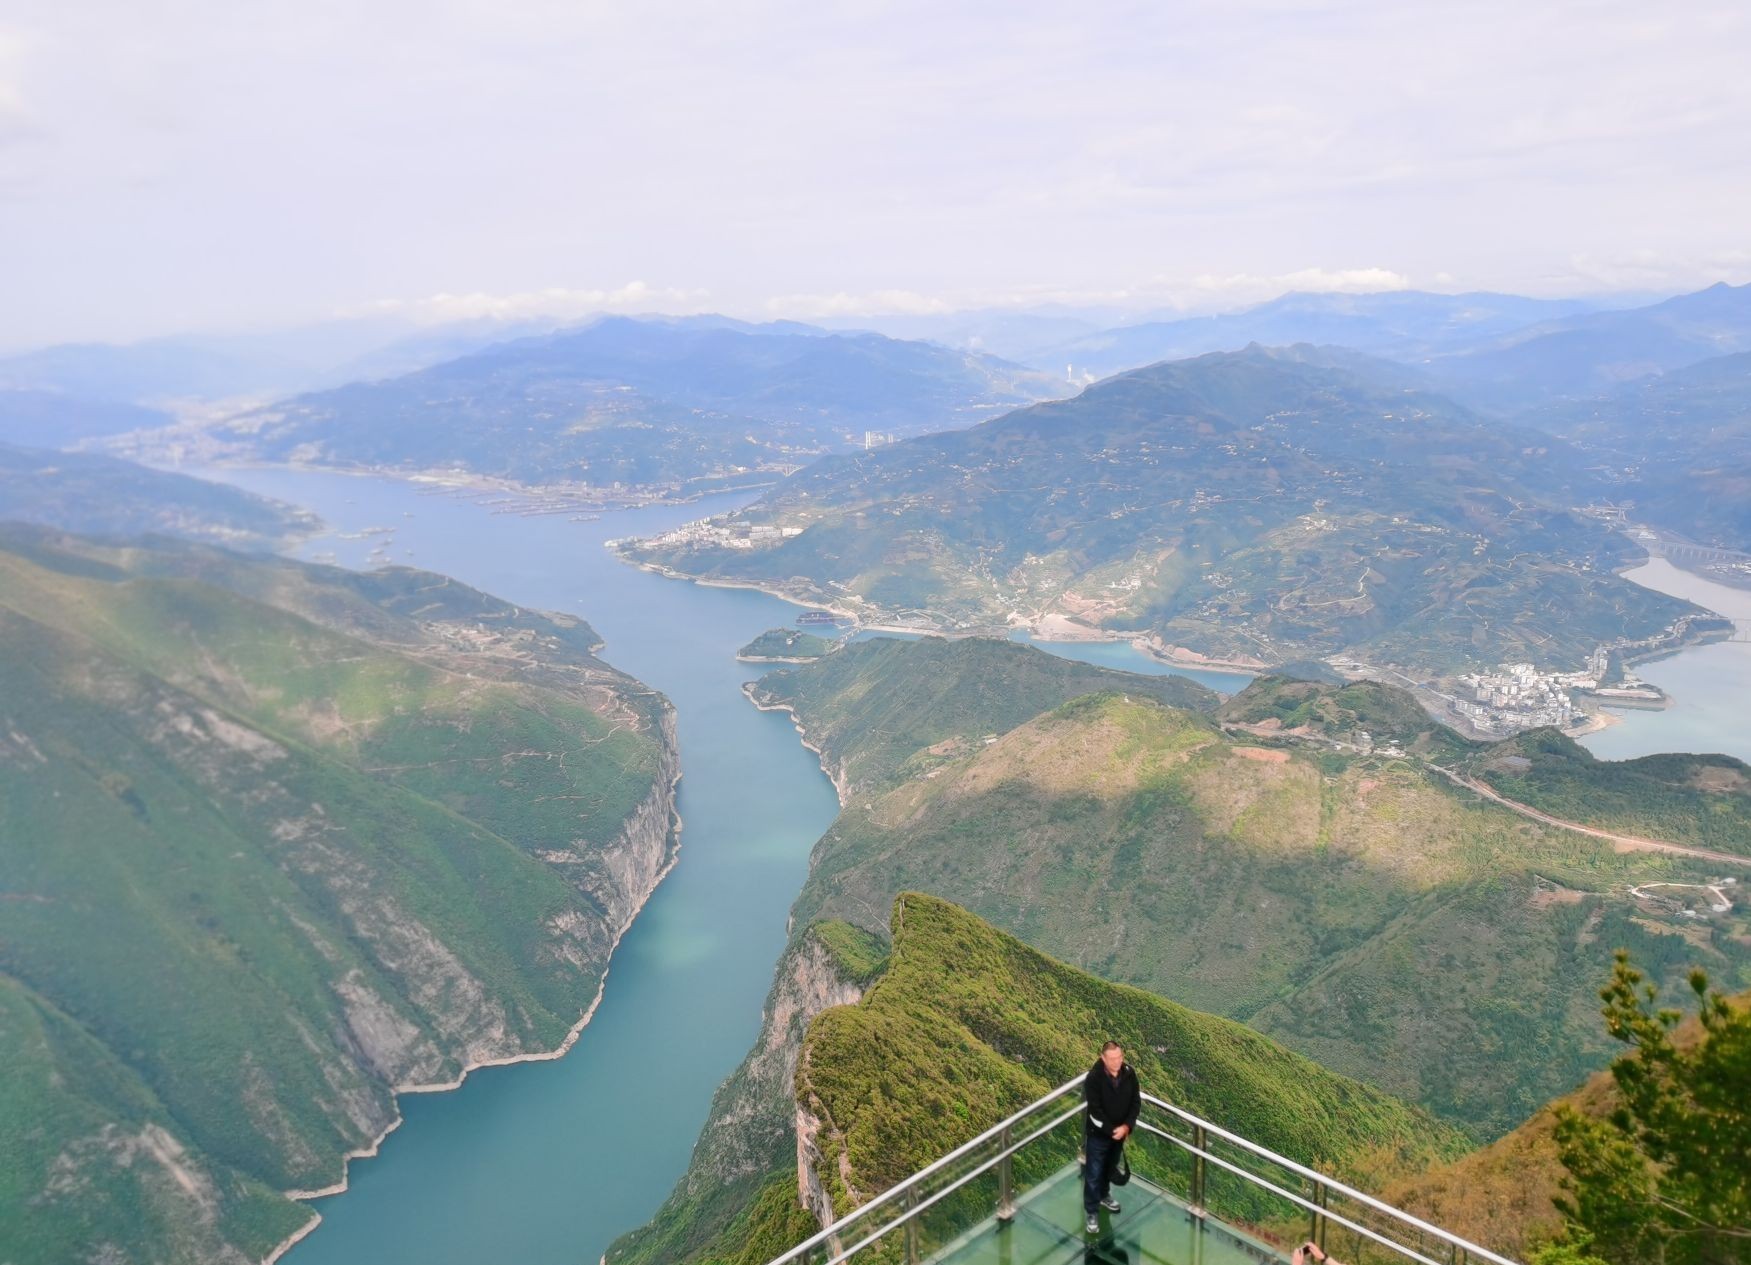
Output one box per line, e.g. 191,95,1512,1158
762,1078,1520,1265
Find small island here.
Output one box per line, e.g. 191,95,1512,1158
737,627,840,662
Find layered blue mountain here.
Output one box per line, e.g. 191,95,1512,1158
0,316,571,405
0,442,315,549
1427,281,1751,408
1034,284,1751,418
1040,290,1607,381
112,316,1064,495
1527,348,1751,550
0,390,174,448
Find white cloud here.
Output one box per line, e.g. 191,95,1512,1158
0,29,36,140
1144,268,1414,312
3,1,1749,345
352,282,714,325
763,289,956,320
1555,250,1751,294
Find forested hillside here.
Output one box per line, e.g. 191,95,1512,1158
0,530,678,1265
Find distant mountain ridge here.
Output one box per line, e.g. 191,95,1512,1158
1428,281,1751,408
108,317,1066,498
623,345,1694,673
0,314,577,405
1526,347,1751,550
0,441,316,549
0,389,174,448
1044,289,1610,382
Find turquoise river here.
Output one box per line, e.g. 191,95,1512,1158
200,467,1747,1265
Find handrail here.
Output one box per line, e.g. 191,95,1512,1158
1142,1094,1517,1265
821,1102,1084,1265
1137,1121,1446,1265
761,1075,1085,1265
760,1078,1522,1265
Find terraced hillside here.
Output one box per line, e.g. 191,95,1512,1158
624,346,1692,673
0,529,678,1265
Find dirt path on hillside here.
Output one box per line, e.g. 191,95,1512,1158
1428,765,1751,868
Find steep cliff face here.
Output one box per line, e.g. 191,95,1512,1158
588,706,684,936
797,895,1464,1223
603,923,874,1265
793,1099,837,1232
0,531,684,1265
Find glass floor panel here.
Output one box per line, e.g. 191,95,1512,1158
925,1164,1287,1265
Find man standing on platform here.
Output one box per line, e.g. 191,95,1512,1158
1083,1040,1140,1235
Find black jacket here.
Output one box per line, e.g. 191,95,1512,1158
1084,1060,1140,1140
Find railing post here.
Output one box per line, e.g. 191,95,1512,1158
996,1123,1016,1222
903,1185,919,1265
1309,1179,1328,1251
1190,1123,1207,1217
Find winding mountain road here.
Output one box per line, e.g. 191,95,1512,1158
1428,765,1751,868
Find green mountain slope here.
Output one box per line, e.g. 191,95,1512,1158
790,688,1749,1132
748,635,1219,797
806,892,1463,1196
1382,991,1750,1262
1217,672,1476,757
0,531,677,1265
1463,728,1751,856
611,641,1749,1265
737,627,839,662
624,346,1689,673
644,894,1466,1265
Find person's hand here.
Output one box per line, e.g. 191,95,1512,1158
1112,1124,1130,1141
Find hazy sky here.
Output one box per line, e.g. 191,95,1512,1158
3,0,1749,349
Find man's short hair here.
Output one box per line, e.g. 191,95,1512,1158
1101,1040,1123,1054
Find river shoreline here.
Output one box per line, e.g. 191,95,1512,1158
742,683,850,808
146,455,787,512
263,728,686,1264
628,559,1275,672
182,466,849,1265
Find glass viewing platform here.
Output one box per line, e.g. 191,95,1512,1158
762,1078,1519,1265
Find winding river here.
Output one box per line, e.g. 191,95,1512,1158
197,468,1749,1263
214,469,846,1265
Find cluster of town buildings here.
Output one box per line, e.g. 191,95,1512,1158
1447,640,1682,735
628,517,806,551
1451,662,1595,734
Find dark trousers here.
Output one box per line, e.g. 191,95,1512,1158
1084,1131,1120,1215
